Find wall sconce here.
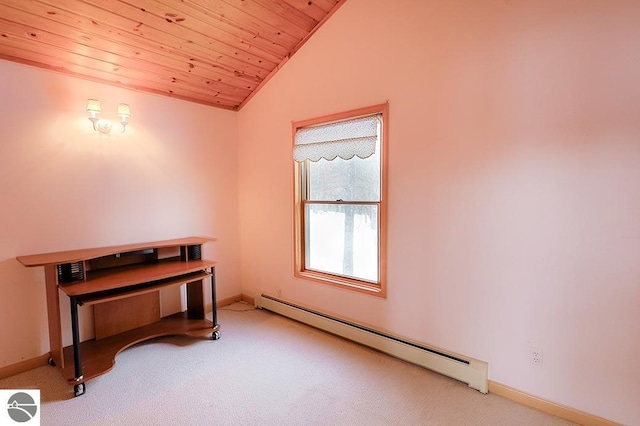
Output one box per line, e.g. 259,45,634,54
86,99,131,134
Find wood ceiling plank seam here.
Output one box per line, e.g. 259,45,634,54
2,24,253,98
27,0,276,75
181,0,301,49
279,0,330,22
237,0,348,110
0,46,68,71
175,0,300,55
2,0,272,81
251,0,320,30
0,7,262,94
0,42,242,109
303,0,341,13
76,0,279,70
16,0,273,101
146,0,295,60
117,0,285,65
0,32,248,105
217,0,311,40
184,0,304,46
5,31,257,99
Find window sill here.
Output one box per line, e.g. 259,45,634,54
295,270,386,298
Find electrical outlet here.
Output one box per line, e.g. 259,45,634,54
530,347,543,366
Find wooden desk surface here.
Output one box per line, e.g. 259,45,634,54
16,237,217,267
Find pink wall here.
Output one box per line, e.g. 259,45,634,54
0,60,241,366
237,0,640,423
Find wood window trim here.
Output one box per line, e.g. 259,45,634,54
292,103,388,298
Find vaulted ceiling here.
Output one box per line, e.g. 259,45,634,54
0,0,346,110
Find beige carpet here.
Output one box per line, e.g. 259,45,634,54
0,303,576,425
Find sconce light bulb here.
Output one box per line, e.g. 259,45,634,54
87,100,131,134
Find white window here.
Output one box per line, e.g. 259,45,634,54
293,103,388,296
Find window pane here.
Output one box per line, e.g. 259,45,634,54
305,203,378,282
308,142,380,202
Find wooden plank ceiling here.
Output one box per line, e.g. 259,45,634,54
0,0,345,110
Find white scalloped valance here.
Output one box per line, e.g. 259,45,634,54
294,114,380,162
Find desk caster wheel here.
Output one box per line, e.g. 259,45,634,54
74,383,85,397
211,330,221,340
48,357,56,367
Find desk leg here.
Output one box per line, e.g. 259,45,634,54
69,296,85,396
210,267,220,340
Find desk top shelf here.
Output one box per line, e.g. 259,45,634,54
16,237,217,267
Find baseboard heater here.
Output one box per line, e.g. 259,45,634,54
255,293,488,394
